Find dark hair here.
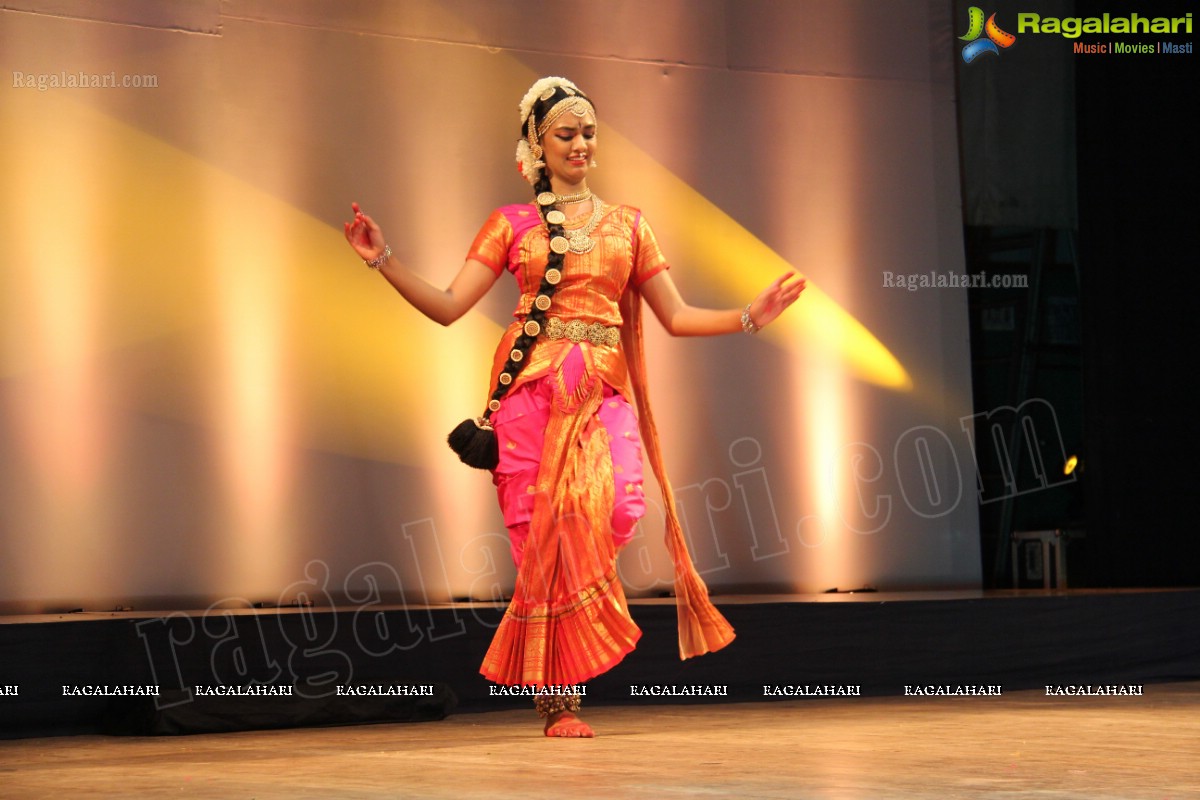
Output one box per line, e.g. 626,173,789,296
484,85,595,419
447,82,596,468
518,85,596,141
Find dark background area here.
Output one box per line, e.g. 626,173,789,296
964,0,1197,587
1075,0,1197,586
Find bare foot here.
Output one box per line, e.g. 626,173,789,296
544,711,594,738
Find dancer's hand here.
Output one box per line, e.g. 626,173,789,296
343,202,389,263
748,271,807,329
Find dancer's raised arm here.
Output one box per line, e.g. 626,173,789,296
344,202,498,326
639,268,806,337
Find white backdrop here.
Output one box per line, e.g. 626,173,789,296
0,0,979,613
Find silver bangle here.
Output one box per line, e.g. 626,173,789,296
365,244,391,270
740,303,760,335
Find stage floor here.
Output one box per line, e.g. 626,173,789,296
3,587,1192,624
1,683,1195,799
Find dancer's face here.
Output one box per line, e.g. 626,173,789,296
540,111,596,186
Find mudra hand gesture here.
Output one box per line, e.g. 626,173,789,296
746,272,807,331
344,202,389,264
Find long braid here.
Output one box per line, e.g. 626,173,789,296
483,170,567,411
448,86,586,469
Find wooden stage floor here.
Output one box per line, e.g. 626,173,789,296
2,683,1195,799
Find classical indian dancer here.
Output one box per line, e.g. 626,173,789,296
345,76,805,737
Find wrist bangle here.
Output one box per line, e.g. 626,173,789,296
740,303,760,335
365,244,391,270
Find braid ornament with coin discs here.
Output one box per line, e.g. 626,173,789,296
447,79,598,469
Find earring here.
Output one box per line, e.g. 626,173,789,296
590,158,598,168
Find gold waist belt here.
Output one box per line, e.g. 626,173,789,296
542,317,621,348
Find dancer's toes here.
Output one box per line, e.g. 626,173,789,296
544,711,594,738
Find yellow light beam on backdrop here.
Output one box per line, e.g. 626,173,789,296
0,89,503,466
591,125,912,392
0,82,908,473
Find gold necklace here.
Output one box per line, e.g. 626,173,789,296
564,197,605,254
547,197,606,255
536,187,592,206
555,188,593,205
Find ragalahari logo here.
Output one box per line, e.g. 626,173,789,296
960,7,1017,62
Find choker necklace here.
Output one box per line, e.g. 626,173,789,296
547,197,606,255
536,187,593,206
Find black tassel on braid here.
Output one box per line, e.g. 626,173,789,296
448,92,584,469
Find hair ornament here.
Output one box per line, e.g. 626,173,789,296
515,139,545,185
518,76,581,123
